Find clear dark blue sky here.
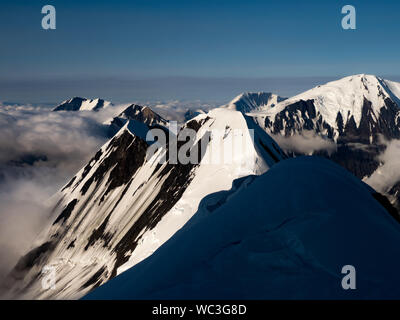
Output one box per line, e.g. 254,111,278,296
1,0,399,103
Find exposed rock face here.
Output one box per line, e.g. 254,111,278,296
264,98,400,144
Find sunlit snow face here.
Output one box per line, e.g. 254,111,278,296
145,123,256,166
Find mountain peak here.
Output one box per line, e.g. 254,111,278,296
225,92,286,113
265,75,400,131
53,97,112,112
107,103,169,137
119,104,167,125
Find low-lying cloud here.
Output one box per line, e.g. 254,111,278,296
271,130,337,155
0,99,216,282
0,168,56,284
0,103,130,281
364,138,400,193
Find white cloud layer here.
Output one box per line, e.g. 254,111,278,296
0,103,127,280
364,138,400,193
271,130,337,155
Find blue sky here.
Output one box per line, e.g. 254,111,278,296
1,0,400,103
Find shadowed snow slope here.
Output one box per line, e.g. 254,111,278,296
85,156,400,299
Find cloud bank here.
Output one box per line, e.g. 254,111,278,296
0,99,217,281
365,138,400,193
271,130,337,155
0,103,129,281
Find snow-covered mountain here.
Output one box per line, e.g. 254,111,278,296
225,92,286,113
245,75,400,209
3,107,285,299
85,156,400,299
53,97,112,112
5,74,400,300
255,75,400,144
107,104,168,136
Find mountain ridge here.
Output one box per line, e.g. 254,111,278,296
53,97,112,112
3,107,285,299
224,92,286,113
85,156,400,299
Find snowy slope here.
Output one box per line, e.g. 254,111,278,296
225,92,285,113
117,108,285,274
53,97,112,112
381,79,400,109
3,107,285,299
85,156,400,300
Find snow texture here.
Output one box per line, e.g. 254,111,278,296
86,156,400,300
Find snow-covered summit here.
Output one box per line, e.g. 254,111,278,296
53,97,112,112
225,92,286,113
264,74,400,130
107,104,169,136
116,104,168,126
245,75,400,146
248,74,400,211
